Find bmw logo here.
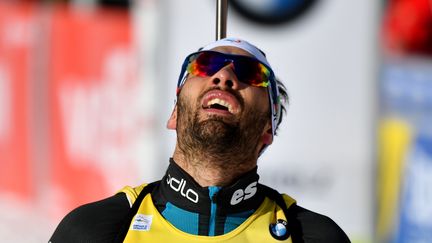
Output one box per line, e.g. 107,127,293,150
269,219,290,240
230,0,317,25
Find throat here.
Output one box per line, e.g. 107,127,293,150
173,150,256,187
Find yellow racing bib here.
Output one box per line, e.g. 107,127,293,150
120,184,296,243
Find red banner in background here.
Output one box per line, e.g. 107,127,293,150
48,6,142,216
0,2,144,221
0,2,35,201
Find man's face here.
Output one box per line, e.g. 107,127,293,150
171,46,272,160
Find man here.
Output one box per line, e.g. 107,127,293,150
49,38,351,242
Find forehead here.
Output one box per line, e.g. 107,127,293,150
209,46,254,58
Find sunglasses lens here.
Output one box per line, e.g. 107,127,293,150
187,52,223,77
233,59,270,88
187,52,271,87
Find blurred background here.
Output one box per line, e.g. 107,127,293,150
0,0,431,242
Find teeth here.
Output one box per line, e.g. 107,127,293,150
207,98,233,113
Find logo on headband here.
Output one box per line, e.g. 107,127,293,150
225,38,242,43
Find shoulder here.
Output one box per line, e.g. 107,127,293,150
260,185,350,242
49,192,131,243
119,183,148,205
291,204,351,243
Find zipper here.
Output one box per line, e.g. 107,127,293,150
208,186,221,236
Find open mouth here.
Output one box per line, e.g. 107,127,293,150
201,90,239,115
205,98,233,113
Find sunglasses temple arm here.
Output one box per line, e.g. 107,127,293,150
176,61,189,94
269,80,280,137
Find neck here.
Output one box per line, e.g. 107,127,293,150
172,146,258,187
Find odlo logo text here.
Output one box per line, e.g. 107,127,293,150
166,174,199,203
230,181,257,205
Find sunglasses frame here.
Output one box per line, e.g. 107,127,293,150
176,50,281,138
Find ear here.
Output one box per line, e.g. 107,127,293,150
167,105,177,130
261,122,273,145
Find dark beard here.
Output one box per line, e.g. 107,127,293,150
176,91,269,167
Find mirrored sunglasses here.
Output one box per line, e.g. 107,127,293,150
184,51,272,88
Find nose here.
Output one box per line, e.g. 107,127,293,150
210,63,240,89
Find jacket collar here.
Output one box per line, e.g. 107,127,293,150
158,158,264,215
